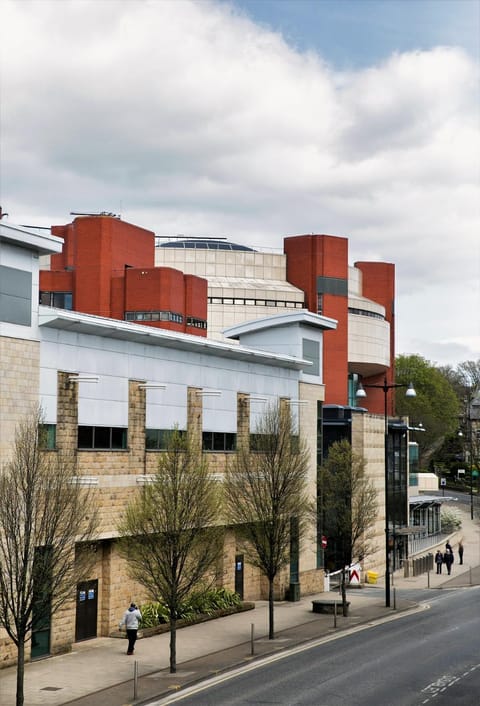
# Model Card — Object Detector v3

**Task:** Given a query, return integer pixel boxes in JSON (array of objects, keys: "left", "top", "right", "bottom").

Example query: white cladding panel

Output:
[
  {"left": 39, "top": 328, "right": 299, "bottom": 432},
  {"left": 0, "top": 241, "right": 40, "bottom": 341}
]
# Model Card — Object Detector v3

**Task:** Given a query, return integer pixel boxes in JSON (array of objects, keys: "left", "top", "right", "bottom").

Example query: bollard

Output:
[
  {"left": 427, "top": 569, "right": 430, "bottom": 589},
  {"left": 250, "top": 623, "right": 255, "bottom": 656},
  {"left": 393, "top": 587, "right": 397, "bottom": 610},
  {"left": 133, "top": 660, "right": 138, "bottom": 700},
  {"left": 470, "top": 568, "right": 472, "bottom": 586},
  {"left": 333, "top": 601, "right": 337, "bottom": 629}
]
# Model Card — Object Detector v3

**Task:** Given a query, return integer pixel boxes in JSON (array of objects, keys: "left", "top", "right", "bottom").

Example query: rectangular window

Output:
[
  {"left": 39, "top": 424, "right": 56, "bottom": 449},
  {"left": 0, "top": 265, "right": 32, "bottom": 326},
  {"left": 78, "top": 426, "right": 127, "bottom": 450},
  {"left": 39, "top": 291, "right": 73, "bottom": 310},
  {"left": 145, "top": 429, "right": 186, "bottom": 449},
  {"left": 302, "top": 338, "right": 320, "bottom": 376},
  {"left": 202, "top": 432, "right": 236, "bottom": 452}
]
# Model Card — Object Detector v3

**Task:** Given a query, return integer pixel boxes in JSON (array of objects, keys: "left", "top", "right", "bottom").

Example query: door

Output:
[
  {"left": 75, "top": 580, "right": 98, "bottom": 642},
  {"left": 31, "top": 600, "right": 51, "bottom": 659},
  {"left": 234, "top": 554, "right": 244, "bottom": 600}
]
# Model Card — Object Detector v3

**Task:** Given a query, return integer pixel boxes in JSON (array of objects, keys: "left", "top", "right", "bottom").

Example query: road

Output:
[{"left": 148, "top": 586, "right": 480, "bottom": 706}]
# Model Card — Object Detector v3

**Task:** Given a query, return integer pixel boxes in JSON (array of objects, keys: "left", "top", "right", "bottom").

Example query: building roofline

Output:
[
  {"left": 38, "top": 307, "right": 311, "bottom": 370},
  {"left": 0, "top": 222, "right": 63, "bottom": 255},
  {"left": 223, "top": 310, "right": 337, "bottom": 339}
]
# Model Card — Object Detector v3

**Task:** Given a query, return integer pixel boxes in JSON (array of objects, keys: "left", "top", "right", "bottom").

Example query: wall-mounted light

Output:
[
  {"left": 284, "top": 399, "right": 310, "bottom": 406},
  {"left": 68, "top": 374, "right": 99, "bottom": 383},
  {"left": 138, "top": 383, "right": 167, "bottom": 390},
  {"left": 249, "top": 395, "right": 268, "bottom": 403},
  {"left": 196, "top": 389, "right": 222, "bottom": 397}
]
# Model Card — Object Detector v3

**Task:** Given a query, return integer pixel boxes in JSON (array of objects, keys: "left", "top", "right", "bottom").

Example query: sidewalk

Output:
[{"left": 1, "top": 506, "right": 478, "bottom": 706}]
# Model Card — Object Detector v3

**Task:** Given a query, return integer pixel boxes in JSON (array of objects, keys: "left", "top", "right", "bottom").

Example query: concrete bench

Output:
[{"left": 312, "top": 599, "right": 350, "bottom": 615}]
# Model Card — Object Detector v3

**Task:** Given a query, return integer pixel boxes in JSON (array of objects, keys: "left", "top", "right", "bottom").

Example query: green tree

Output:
[
  {"left": 395, "top": 354, "right": 460, "bottom": 466},
  {"left": 319, "top": 440, "right": 378, "bottom": 616},
  {"left": 118, "top": 430, "right": 222, "bottom": 673},
  {"left": 0, "top": 408, "right": 98, "bottom": 706},
  {"left": 223, "top": 401, "right": 312, "bottom": 639}
]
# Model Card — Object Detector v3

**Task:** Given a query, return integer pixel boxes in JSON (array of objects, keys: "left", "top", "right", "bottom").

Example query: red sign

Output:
[{"left": 321, "top": 535, "right": 328, "bottom": 549}]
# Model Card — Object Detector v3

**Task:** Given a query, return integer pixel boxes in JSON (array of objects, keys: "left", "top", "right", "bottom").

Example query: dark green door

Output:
[
  {"left": 31, "top": 602, "right": 51, "bottom": 659},
  {"left": 75, "top": 580, "right": 98, "bottom": 642},
  {"left": 31, "top": 546, "right": 52, "bottom": 659}
]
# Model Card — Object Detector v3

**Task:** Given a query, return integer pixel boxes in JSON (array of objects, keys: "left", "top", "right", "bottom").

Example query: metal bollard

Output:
[
  {"left": 393, "top": 587, "right": 397, "bottom": 610},
  {"left": 133, "top": 660, "right": 138, "bottom": 700},
  {"left": 333, "top": 601, "right": 337, "bottom": 629},
  {"left": 251, "top": 623, "right": 255, "bottom": 655}
]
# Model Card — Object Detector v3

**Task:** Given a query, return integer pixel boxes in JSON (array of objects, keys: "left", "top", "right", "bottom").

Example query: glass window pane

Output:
[
  {"left": 78, "top": 426, "right": 93, "bottom": 448},
  {"left": 111, "top": 428, "right": 127, "bottom": 449},
  {"left": 93, "top": 427, "right": 110, "bottom": 448}
]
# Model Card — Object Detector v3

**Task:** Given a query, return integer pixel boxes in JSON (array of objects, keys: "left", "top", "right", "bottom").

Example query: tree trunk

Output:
[
  {"left": 169, "top": 617, "right": 177, "bottom": 673},
  {"left": 16, "top": 638, "right": 25, "bottom": 706},
  {"left": 268, "top": 578, "right": 275, "bottom": 639},
  {"left": 341, "top": 567, "right": 348, "bottom": 617}
]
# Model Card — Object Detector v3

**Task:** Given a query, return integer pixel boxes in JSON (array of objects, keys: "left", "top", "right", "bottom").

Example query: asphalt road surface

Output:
[{"left": 148, "top": 586, "right": 480, "bottom": 706}]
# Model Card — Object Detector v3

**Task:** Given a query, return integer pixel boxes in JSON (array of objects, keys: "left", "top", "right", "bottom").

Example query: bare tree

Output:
[
  {"left": 223, "top": 401, "right": 312, "bottom": 639},
  {"left": 319, "top": 439, "right": 378, "bottom": 616},
  {"left": 118, "top": 430, "right": 223, "bottom": 673},
  {"left": 0, "top": 408, "right": 98, "bottom": 706}
]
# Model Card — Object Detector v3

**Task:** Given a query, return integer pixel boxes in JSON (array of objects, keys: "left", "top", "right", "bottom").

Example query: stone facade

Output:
[
  {"left": 0, "top": 336, "right": 40, "bottom": 464},
  {"left": 0, "top": 370, "right": 326, "bottom": 667}
]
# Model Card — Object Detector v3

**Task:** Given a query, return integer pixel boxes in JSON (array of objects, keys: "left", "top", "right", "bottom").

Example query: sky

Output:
[{"left": 0, "top": 0, "right": 479, "bottom": 367}]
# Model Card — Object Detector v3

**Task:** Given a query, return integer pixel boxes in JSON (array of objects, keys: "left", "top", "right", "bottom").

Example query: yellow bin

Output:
[{"left": 366, "top": 571, "right": 379, "bottom": 585}]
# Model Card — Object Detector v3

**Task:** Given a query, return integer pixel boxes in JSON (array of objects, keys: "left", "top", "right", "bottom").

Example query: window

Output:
[
  {"left": 124, "top": 310, "right": 184, "bottom": 323},
  {"left": 202, "top": 432, "right": 236, "bottom": 452},
  {"left": 250, "top": 433, "right": 298, "bottom": 452},
  {"left": 39, "top": 424, "right": 56, "bottom": 449},
  {"left": 39, "top": 291, "right": 73, "bottom": 310},
  {"left": 1, "top": 265, "right": 32, "bottom": 325},
  {"left": 348, "top": 307, "right": 384, "bottom": 321},
  {"left": 146, "top": 429, "right": 186, "bottom": 449},
  {"left": 78, "top": 426, "right": 127, "bottom": 450},
  {"left": 302, "top": 338, "right": 320, "bottom": 376},
  {"left": 186, "top": 317, "right": 207, "bottom": 329}
]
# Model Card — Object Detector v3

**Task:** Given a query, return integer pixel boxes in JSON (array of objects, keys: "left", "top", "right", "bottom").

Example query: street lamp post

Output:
[
  {"left": 459, "top": 393, "right": 475, "bottom": 521},
  {"left": 356, "top": 376, "right": 416, "bottom": 608}
]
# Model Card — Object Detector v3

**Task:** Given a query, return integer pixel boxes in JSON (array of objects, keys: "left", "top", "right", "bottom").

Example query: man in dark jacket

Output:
[{"left": 444, "top": 545, "right": 454, "bottom": 575}]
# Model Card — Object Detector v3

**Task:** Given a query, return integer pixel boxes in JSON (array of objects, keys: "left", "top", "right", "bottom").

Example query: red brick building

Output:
[{"left": 40, "top": 215, "right": 208, "bottom": 336}]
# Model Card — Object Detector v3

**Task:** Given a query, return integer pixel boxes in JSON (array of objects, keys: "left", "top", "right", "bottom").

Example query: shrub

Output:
[
  {"left": 140, "top": 587, "right": 241, "bottom": 626},
  {"left": 441, "top": 508, "right": 462, "bottom": 534}
]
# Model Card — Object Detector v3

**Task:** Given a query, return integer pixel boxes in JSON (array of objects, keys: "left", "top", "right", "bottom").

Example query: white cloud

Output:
[{"left": 0, "top": 0, "right": 478, "bottom": 365}]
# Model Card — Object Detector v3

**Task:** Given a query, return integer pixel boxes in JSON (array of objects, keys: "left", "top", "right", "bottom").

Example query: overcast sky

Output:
[{"left": 0, "top": 0, "right": 478, "bottom": 367}]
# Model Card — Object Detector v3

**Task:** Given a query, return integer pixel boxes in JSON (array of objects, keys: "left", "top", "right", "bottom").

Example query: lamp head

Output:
[
  {"left": 405, "top": 382, "right": 416, "bottom": 398},
  {"left": 355, "top": 383, "right": 367, "bottom": 399}
]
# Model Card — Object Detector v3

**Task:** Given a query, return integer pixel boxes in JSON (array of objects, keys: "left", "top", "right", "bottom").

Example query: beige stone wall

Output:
[
  {"left": 0, "top": 337, "right": 41, "bottom": 666},
  {"left": 351, "top": 412, "right": 385, "bottom": 575},
  {"left": 0, "top": 379, "right": 324, "bottom": 667},
  {"left": 298, "top": 382, "right": 324, "bottom": 574},
  {"left": 0, "top": 337, "right": 40, "bottom": 464}
]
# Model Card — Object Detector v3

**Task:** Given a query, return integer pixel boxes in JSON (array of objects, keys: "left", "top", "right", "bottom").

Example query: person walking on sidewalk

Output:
[
  {"left": 458, "top": 540, "right": 464, "bottom": 565},
  {"left": 444, "top": 545, "right": 454, "bottom": 576},
  {"left": 119, "top": 602, "right": 142, "bottom": 655},
  {"left": 435, "top": 550, "right": 443, "bottom": 574}
]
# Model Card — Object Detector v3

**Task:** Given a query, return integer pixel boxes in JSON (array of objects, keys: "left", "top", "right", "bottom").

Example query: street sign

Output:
[
  {"left": 440, "top": 478, "right": 446, "bottom": 486},
  {"left": 473, "top": 470, "right": 479, "bottom": 478},
  {"left": 321, "top": 535, "right": 328, "bottom": 549}
]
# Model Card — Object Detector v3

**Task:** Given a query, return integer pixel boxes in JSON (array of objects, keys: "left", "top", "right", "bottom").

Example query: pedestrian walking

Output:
[
  {"left": 119, "top": 602, "right": 142, "bottom": 655},
  {"left": 435, "top": 550, "right": 443, "bottom": 574},
  {"left": 443, "top": 546, "right": 454, "bottom": 576},
  {"left": 458, "top": 540, "right": 464, "bottom": 565}
]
